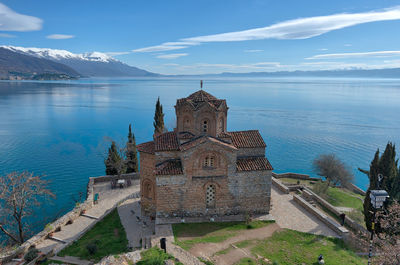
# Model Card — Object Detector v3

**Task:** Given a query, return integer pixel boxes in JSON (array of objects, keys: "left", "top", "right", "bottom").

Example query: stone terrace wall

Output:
[
  {"left": 0, "top": 173, "right": 139, "bottom": 263},
  {"left": 302, "top": 187, "right": 368, "bottom": 234},
  {"left": 272, "top": 172, "right": 320, "bottom": 181}
]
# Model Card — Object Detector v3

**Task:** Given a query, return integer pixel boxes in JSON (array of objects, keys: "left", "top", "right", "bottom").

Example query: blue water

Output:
[{"left": 1, "top": 77, "right": 400, "bottom": 239}]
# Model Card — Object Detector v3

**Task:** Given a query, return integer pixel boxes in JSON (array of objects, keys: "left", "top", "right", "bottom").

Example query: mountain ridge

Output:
[{"left": 1, "top": 46, "right": 158, "bottom": 78}]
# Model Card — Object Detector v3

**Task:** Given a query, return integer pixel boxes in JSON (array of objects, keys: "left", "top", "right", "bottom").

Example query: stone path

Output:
[
  {"left": 36, "top": 183, "right": 140, "bottom": 254},
  {"left": 270, "top": 185, "right": 339, "bottom": 237},
  {"left": 50, "top": 255, "right": 92, "bottom": 265},
  {"left": 117, "top": 198, "right": 154, "bottom": 249}
]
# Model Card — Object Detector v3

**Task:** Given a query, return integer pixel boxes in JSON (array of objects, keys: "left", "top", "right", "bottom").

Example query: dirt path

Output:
[{"left": 189, "top": 223, "right": 281, "bottom": 264}]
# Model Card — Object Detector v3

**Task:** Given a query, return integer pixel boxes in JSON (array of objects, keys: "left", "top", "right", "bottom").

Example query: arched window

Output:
[
  {"left": 202, "top": 120, "right": 208, "bottom": 133},
  {"left": 143, "top": 181, "right": 153, "bottom": 200},
  {"left": 183, "top": 118, "right": 191, "bottom": 130},
  {"left": 206, "top": 184, "right": 216, "bottom": 208},
  {"left": 203, "top": 156, "right": 215, "bottom": 168},
  {"left": 219, "top": 118, "right": 224, "bottom": 132}
]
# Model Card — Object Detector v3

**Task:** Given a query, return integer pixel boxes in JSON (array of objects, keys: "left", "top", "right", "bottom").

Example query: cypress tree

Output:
[
  {"left": 362, "top": 149, "right": 380, "bottom": 231},
  {"left": 153, "top": 97, "right": 165, "bottom": 134},
  {"left": 104, "top": 141, "right": 123, "bottom": 175},
  {"left": 126, "top": 124, "right": 139, "bottom": 173},
  {"left": 362, "top": 142, "right": 399, "bottom": 231}
]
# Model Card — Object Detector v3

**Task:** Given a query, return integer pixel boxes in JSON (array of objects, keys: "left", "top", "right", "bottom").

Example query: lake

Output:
[{"left": 0, "top": 77, "right": 399, "bottom": 239}]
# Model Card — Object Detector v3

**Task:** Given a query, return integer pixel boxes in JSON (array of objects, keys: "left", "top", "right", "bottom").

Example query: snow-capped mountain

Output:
[
  {"left": 0, "top": 47, "right": 80, "bottom": 79},
  {"left": 1, "top": 46, "right": 157, "bottom": 77},
  {"left": 1, "top": 46, "right": 116, "bottom": 63}
]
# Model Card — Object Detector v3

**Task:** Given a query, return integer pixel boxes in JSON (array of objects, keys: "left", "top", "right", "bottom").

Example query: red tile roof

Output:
[
  {"left": 155, "top": 131, "right": 179, "bottom": 151},
  {"left": 156, "top": 159, "right": 183, "bottom": 175},
  {"left": 228, "top": 130, "right": 266, "bottom": 148},
  {"left": 137, "top": 141, "right": 155, "bottom": 154},
  {"left": 180, "top": 135, "right": 237, "bottom": 151},
  {"left": 176, "top": 90, "right": 225, "bottom": 110},
  {"left": 236, "top": 157, "right": 273, "bottom": 171},
  {"left": 178, "top": 131, "right": 195, "bottom": 139}
]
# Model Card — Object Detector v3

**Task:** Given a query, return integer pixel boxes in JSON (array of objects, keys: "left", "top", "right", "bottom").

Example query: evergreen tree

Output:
[
  {"left": 362, "top": 150, "right": 380, "bottom": 231},
  {"left": 153, "top": 97, "right": 165, "bottom": 134},
  {"left": 361, "top": 142, "right": 399, "bottom": 231},
  {"left": 104, "top": 141, "right": 124, "bottom": 175},
  {"left": 126, "top": 124, "right": 138, "bottom": 173}
]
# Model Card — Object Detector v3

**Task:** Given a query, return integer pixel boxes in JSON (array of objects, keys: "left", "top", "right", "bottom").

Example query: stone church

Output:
[{"left": 137, "top": 90, "right": 273, "bottom": 221}]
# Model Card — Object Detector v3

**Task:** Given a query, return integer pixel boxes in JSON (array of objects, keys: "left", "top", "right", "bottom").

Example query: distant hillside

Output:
[
  {"left": 195, "top": 68, "right": 400, "bottom": 78},
  {"left": 2, "top": 46, "right": 158, "bottom": 77},
  {"left": 0, "top": 47, "right": 80, "bottom": 80}
]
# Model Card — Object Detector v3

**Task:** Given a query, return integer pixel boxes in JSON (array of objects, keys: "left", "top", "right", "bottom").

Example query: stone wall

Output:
[
  {"left": 0, "top": 174, "right": 139, "bottom": 263},
  {"left": 302, "top": 187, "right": 368, "bottom": 234},
  {"left": 233, "top": 171, "right": 272, "bottom": 214},
  {"left": 140, "top": 152, "right": 156, "bottom": 216},
  {"left": 293, "top": 195, "right": 349, "bottom": 238}
]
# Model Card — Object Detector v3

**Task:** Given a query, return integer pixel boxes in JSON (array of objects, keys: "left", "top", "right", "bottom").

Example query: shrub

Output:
[
  {"left": 24, "top": 248, "right": 39, "bottom": 262},
  {"left": 86, "top": 242, "right": 97, "bottom": 255},
  {"left": 313, "top": 181, "right": 329, "bottom": 195}
]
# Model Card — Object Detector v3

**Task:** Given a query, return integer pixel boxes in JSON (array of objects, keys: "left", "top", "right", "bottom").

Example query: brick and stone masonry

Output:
[{"left": 137, "top": 90, "right": 273, "bottom": 221}]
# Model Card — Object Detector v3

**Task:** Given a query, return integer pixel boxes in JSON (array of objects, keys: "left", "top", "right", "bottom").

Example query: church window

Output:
[
  {"left": 203, "top": 156, "right": 215, "bottom": 168},
  {"left": 206, "top": 184, "right": 216, "bottom": 208},
  {"left": 202, "top": 120, "right": 208, "bottom": 133},
  {"left": 183, "top": 118, "right": 191, "bottom": 130},
  {"left": 143, "top": 181, "right": 153, "bottom": 199},
  {"left": 219, "top": 118, "right": 224, "bottom": 132}
]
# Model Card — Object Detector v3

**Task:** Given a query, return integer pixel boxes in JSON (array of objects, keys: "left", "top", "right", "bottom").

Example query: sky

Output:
[{"left": 1, "top": 0, "right": 400, "bottom": 74}]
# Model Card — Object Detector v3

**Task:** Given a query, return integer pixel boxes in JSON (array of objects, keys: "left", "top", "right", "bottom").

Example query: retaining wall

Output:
[
  {"left": 271, "top": 177, "right": 289, "bottom": 194},
  {"left": 272, "top": 172, "right": 317, "bottom": 180},
  {"left": 0, "top": 173, "right": 139, "bottom": 263},
  {"left": 302, "top": 187, "right": 368, "bottom": 234},
  {"left": 293, "top": 195, "right": 349, "bottom": 238}
]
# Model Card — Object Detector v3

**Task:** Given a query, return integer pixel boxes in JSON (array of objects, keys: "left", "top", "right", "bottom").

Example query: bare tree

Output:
[
  {"left": 0, "top": 172, "right": 55, "bottom": 245},
  {"left": 375, "top": 201, "right": 400, "bottom": 264},
  {"left": 313, "top": 154, "right": 354, "bottom": 187}
]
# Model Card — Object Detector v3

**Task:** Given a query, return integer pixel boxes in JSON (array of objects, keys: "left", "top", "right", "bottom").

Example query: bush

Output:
[
  {"left": 86, "top": 242, "right": 97, "bottom": 255},
  {"left": 24, "top": 248, "right": 39, "bottom": 262},
  {"left": 313, "top": 181, "right": 329, "bottom": 195}
]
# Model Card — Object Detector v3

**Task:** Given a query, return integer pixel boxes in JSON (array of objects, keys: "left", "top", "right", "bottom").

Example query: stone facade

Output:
[{"left": 137, "top": 90, "right": 273, "bottom": 221}]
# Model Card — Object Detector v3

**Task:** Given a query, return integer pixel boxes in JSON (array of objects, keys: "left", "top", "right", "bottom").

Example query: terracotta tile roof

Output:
[
  {"left": 236, "top": 157, "right": 273, "bottom": 171},
  {"left": 155, "top": 131, "right": 179, "bottom": 151},
  {"left": 156, "top": 159, "right": 183, "bottom": 175},
  {"left": 178, "top": 131, "right": 195, "bottom": 139},
  {"left": 217, "top": 132, "right": 231, "bottom": 138},
  {"left": 176, "top": 90, "right": 225, "bottom": 110},
  {"left": 228, "top": 130, "right": 266, "bottom": 148},
  {"left": 180, "top": 135, "right": 237, "bottom": 151},
  {"left": 137, "top": 141, "right": 155, "bottom": 154}
]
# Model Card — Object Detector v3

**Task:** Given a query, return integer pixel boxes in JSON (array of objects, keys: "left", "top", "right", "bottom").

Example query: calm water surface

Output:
[{"left": 0, "top": 77, "right": 399, "bottom": 238}]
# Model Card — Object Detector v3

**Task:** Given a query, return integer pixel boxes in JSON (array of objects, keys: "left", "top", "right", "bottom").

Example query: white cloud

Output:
[
  {"left": 344, "top": 44, "right": 352, "bottom": 47},
  {"left": 156, "top": 53, "right": 188, "bottom": 59},
  {"left": 244, "top": 49, "right": 263, "bottom": 53},
  {"left": 105, "top": 51, "right": 130, "bottom": 56},
  {"left": 0, "top": 3, "right": 42, "bottom": 31},
  {"left": 47, "top": 34, "right": 75, "bottom": 39},
  {"left": 134, "top": 6, "right": 400, "bottom": 53},
  {"left": 133, "top": 42, "right": 197, "bottom": 52},
  {"left": 0, "top": 33, "right": 15, "bottom": 38},
  {"left": 318, "top": 48, "right": 328, "bottom": 51},
  {"left": 183, "top": 6, "right": 400, "bottom": 42},
  {"left": 307, "top": 50, "right": 400, "bottom": 59}
]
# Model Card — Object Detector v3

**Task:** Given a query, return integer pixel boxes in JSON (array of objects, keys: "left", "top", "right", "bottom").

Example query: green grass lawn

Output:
[
  {"left": 279, "top": 178, "right": 317, "bottom": 187},
  {"left": 325, "top": 187, "right": 364, "bottom": 210},
  {"left": 250, "top": 229, "right": 366, "bottom": 265},
  {"left": 58, "top": 208, "right": 129, "bottom": 262},
  {"left": 172, "top": 220, "right": 274, "bottom": 251},
  {"left": 137, "top": 247, "right": 183, "bottom": 265}
]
